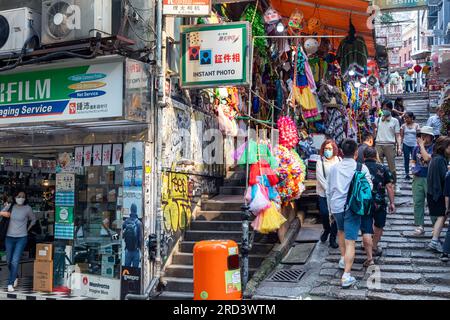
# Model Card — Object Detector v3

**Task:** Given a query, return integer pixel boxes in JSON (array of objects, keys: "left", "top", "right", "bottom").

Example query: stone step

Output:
[
  {"left": 163, "top": 277, "right": 193, "bottom": 293},
  {"left": 189, "top": 220, "right": 243, "bottom": 232},
  {"left": 196, "top": 211, "right": 243, "bottom": 221},
  {"left": 156, "top": 291, "right": 194, "bottom": 300},
  {"left": 219, "top": 186, "right": 246, "bottom": 195},
  {"left": 377, "top": 272, "right": 423, "bottom": 285},
  {"left": 172, "top": 252, "right": 266, "bottom": 268},
  {"left": 179, "top": 241, "right": 274, "bottom": 255},
  {"left": 184, "top": 230, "right": 248, "bottom": 242},
  {"left": 202, "top": 198, "right": 243, "bottom": 211},
  {"left": 367, "top": 291, "right": 448, "bottom": 300},
  {"left": 165, "top": 264, "right": 258, "bottom": 278}
]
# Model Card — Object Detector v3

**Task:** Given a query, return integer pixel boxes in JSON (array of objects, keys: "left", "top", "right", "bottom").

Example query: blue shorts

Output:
[
  {"left": 360, "top": 214, "right": 374, "bottom": 235},
  {"left": 333, "top": 210, "right": 362, "bottom": 241}
]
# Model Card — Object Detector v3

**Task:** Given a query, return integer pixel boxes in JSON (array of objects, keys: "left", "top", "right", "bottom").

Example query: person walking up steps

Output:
[
  {"left": 411, "top": 126, "right": 435, "bottom": 236},
  {"left": 400, "top": 112, "right": 420, "bottom": 180},
  {"left": 374, "top": 100, "right": 401, "bottom": 192},
  {"left": 316, "top": 139, "right": 341, "bottom": 249},
  {"left": 361, "top": 147, "right": 396, "bottom": 264},
  {"left": 427, "top": 137, "right": 450, "bottom": 253},
  {"left": 327, "top": 139, "right": 373, "bottom": 288}
]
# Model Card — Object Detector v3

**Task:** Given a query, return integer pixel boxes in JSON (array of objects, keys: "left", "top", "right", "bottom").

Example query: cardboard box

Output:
[
  {"left": 76, "top": 263, "right": 89, "bottom": 273},
  {"left": 36, "top": 243, "right": 53, "bottom": 261},
  {"left": 87, "top": 187, "right": 96, "bottom": 202},
  {"left": 33, "top": 261, "right": 53, "bottom": 292}
]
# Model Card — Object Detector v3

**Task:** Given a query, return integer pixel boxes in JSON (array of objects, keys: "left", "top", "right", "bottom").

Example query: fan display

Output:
[
  {"left": 46, "top": 1, "right": 74, "bottom": 39},
  {"left": 0, "top": 15, "right": 10, "bottom": 49}
]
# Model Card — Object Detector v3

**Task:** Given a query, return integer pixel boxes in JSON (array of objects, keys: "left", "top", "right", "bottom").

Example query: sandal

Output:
[
  {"left": 413, "top": 227, "right": 425, "bottom": 236},
  {"left": 363, "top": 259, "right": 375, "bottom": 268}
]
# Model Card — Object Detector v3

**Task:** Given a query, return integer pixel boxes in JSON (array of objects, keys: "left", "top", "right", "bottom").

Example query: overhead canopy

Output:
[{"left": 270, "top": 0, "right": 376, "bottom": 57}]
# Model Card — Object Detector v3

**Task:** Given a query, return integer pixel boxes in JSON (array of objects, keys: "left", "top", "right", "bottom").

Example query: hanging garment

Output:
[
  {"left": 337, "top": 27, "right": 368, "bottom": 76},
  {"left": 325, "top": 107, "right": 346, "bottom": 146}
]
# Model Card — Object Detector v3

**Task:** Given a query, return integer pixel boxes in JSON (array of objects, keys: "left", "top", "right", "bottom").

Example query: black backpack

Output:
[{"left": 123, "top": 220, "right": 138, "bottom": 251}]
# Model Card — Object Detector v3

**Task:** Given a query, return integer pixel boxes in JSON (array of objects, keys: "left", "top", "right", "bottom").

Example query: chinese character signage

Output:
[
  {"left": 386, "top": 25, "right": 402, "bottom": 48},
  {"left": 84, "top": 146, "right": 93, "bottom": 167},
  {"left": 93, "top": 145, "right": 102, "bottom": 166},
  {"left": 181, "top": 22, "right": 250, "bottom": 88},
  {"left": 0, "top": 60, "right": 123, "bottom": 124},
  {"left": 102, "top": 144, "right": 112, "bottom": 165},
  {"left": 163, "top": 0, "right": 211, "bottom": 16},
  {"left": 372, "top": 0, "right": 427, "bottom": 11}
]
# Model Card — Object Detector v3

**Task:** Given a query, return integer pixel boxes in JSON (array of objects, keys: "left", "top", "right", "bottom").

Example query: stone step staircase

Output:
[{"left": 156, "top": 170, "right": 277, "bottom": 300}]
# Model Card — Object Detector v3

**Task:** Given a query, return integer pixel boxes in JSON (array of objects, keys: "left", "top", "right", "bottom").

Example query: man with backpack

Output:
[
  {"left": 360, "top": 147, "right": 396, "bottom": 266},
  {"left": 327, "top": 139, "right": 373, "bottom": 288},
  {"left": 122, "top": 204, "right": 142, "bottom": 268}
]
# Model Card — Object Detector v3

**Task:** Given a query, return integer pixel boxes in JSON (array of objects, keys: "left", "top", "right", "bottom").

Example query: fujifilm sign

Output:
[{"left": 0, "top": 79, "right": 51, "bottom": 103}]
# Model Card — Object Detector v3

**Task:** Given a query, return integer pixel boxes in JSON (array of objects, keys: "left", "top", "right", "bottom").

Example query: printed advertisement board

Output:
[
  {"left": 0, "top": 61, "right": 123, "bottom": 124},
  {"left": 71, "top": 273, "right": 121, "bottom": 300},
  {"left": 181, "top": 22, "right": 250, "bottom": 88},
  {"left": 163, "top": 0, "right": 211, "bottom": 16}
]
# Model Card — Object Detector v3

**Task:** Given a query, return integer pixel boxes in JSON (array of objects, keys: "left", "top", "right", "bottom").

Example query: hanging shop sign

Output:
[
  {"left": 163, "top": 0, "right": 211, "bottom": 16},
  {"left": 386, "top": 26, "right": 402, "bottom": 48},
  {"left": 0, "top": 60, "right": 124, "bottom": 125},
  {"left": 180, "top": 22, "right": 250, "bottom": 89},
  {"left": 388, "top": 51, "right": 401, "bottom": 66},
  {"left": 372, "top": 0, "right": 427, "bottom": 11}
]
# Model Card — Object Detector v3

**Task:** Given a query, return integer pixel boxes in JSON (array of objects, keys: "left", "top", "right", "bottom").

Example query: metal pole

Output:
[{"left": 241, "top": 35, "right": 254, "bottom": 292}]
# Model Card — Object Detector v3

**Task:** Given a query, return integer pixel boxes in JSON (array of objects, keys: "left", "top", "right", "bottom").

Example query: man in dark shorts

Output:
[{"left": 361, "top": 147, "right": 396, "bottom": 262}]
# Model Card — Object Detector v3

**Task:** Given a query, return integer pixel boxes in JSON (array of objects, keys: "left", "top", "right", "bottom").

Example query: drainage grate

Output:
[{"left": 267, "top": 269, "right": 305, "bottom": 283}]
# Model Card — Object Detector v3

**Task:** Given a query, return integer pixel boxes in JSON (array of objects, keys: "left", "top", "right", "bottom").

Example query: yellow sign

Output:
[{"left": 68, "top": 82, "right": 106, "bottom": 90}]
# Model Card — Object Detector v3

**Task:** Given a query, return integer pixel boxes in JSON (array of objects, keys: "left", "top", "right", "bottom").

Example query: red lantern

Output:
[{"left": 414, "top": 65, "right": 422, "bottom": 73}]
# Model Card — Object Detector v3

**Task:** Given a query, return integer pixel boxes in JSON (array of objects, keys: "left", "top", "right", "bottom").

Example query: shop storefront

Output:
[{"left": 0, "top": 55, "right": 153, "bottom": 299}]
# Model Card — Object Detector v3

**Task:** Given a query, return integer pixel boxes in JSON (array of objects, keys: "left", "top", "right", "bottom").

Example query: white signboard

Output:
[
  {"left": 163, "top": 0, "right": 211, "bottom": 16},
  {"left": 387, "top": 25, "right": 403, "bottom": 48},
  {"left": 389, "top": 51, "right": 401, "bottom": 65},
  {"left": 0, "top": 61, "right": 124, "bottom": 125},
  {"left": 181, "top": 22, "right": 250, "bottom": 88},
  {"left": 70, "top": 273, "right": 120, "bottom": 300}
]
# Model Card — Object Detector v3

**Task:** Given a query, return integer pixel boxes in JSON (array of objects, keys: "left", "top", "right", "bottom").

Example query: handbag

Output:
[{"left": 0, "top": 204, "right": 13, "bottom": 248}]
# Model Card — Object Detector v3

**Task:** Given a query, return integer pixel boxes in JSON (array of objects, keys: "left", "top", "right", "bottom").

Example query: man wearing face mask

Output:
[{"left": 374, "top": 100, "right": 401, "bottom": 191}]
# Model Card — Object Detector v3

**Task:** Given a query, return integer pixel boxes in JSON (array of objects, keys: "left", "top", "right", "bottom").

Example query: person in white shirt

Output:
[
  {"left": 374, "top": 100, "right": 401, "bottom": 189},
  {"left": 327, "top": 139, "right": 373, "bottom": 288},
  {"left": 316, "top": 139, "right": 341, "bottom": 249},
  {"left": 426, "top": 107, "right": 445, "bottom": 139}
]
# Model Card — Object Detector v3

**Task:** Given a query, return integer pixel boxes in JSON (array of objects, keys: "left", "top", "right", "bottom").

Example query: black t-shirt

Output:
[
  {"left": 365, "top": 159, "right": 395, "bottom": 209},
  {"left": 445, "top": 172, "right": 450, "bottom": 198}
]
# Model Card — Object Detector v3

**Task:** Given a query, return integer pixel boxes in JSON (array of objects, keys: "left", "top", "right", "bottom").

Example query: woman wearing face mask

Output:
[
  {"left": 0, "top": 191, "right": 36, "bottom": 292},
  {"left": 316, "top": 139, "right": 341, "bottom": 249}
]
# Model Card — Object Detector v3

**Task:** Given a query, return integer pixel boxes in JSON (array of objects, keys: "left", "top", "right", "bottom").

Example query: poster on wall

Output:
[
  {"left": 124, "top": 142, "right": 143, "bottom": 187},
  {"left": 112, "top": 144, "right": 123, "bottom": 165},
  {"left": 122, "top": 187, "right": 143, "bottom": 219},
  {"left": 121, "top": 216, "right": 143, "bottom": 268},
  {"left": 0, "top": 60, "right": 124, "bottom": 125},
  {"left": 120, "top": 267, "right": 142, "bottom": 299},
  {"left": 92, "top": 145, "right": 103, "bottom": 166},
  {"left": 57, "top": 152, "right": 75, "bottom": 173},
  {"left": 163, "top": 0, "right": 211, "bottom": 16},
  {"left": 56, "top": 173, "right": 75, "bottom": 192},
  {"left": 102, "top": 144, "right": 112, "bottom": 165},
  {"left": 74, "top": 147, "right": 84, "bottom": 167},
  {"left": 83, "top": 146, "right": 93, "bottom": 167},
  {"left": 180, "top": 22, "right": 250, "bottom": 88}
]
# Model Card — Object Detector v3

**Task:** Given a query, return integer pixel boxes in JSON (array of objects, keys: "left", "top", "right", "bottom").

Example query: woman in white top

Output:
[
  {"left": 400, "top": 112, "right": 420, "bottom": 180},
  {"left": 316, "top": 139, "right": 341, "bottom": 248}
]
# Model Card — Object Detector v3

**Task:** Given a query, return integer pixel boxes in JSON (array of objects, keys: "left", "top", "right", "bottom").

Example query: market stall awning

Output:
[{"left": 270, "top": 0, "right": 376, "bottom": 57}]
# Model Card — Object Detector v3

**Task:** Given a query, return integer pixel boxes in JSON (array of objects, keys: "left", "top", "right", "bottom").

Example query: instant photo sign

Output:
[
  {"left": 181, "top": 22, "right": 251, "bottom": 89},
  {"left": 163, "top": 0, "right": 211, "bottom": 16}
]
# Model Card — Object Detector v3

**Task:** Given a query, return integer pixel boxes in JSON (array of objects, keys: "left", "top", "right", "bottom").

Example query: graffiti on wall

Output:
[{"left": 162, "top": 170, "right": 193, "bottom": 232}]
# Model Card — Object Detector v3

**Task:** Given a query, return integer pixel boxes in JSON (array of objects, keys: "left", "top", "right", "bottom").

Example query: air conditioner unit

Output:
[
  {"left": 41, "top": 0, "right": 116, "bottom": 45},
  {"left": 0, "top": 7, "right": 41, "bottom": 54}
]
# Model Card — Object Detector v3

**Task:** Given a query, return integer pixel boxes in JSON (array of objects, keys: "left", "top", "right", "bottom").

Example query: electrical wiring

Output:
[{"left": 126, "top": 0, "right": 157, "bottom": 36}]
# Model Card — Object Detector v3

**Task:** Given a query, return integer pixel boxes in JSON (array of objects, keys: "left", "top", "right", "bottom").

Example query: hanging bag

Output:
[{"left": 0, "top": 204, "right": 13, "bottom": 249}]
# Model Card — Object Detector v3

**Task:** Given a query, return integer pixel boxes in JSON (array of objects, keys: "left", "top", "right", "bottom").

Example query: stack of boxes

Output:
[{"left": 33, "top": 243, "right": 53, "bottom": 292}]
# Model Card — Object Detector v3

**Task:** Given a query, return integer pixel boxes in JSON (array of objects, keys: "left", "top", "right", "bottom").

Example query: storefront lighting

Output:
[
  {"left": 349, "top": 69, "right": 356, "bottom": 76},
  {"left": 360, "top": 77, "right": 367, "bottom": 84},
  {"left": 354, "top": 81, "right": 361, "bottom": 88},
  {"left": 276, "top": 21, "right": 285, "bottom": 33}
]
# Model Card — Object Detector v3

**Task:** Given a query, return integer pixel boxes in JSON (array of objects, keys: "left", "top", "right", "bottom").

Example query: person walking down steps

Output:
[{"left": 400, "top": 112, "right": 420, "bottom": 180}]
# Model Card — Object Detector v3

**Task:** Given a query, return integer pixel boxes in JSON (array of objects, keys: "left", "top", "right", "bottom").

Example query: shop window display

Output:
[{"left": 73, "top": 165, "right": 124, "bottom": 279}]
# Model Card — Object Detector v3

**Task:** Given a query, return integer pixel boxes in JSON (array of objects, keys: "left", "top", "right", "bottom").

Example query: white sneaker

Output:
[
  {"left": 339, "top": 257, "right": 345, "bottom": 269},
  {"left": 7, "top": 285, "right": 14, "bottom": 292},
  {"left": 13, "top": 279, "right": 18, "bottom": 288}
]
